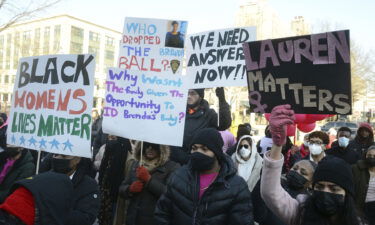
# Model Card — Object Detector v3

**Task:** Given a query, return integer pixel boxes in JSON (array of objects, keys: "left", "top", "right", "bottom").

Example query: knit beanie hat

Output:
[
  {"left": 358, "top": 122, "right": 373, "bottom": 134},
  {"left": 193, "top": 89, "right": 205, "bottom": 99},
  {"left": 313, "top": 156, "right": 354, "bottom": 196},
  {"left": 190, "top": 128, "right": 224, "bottom": 160}
]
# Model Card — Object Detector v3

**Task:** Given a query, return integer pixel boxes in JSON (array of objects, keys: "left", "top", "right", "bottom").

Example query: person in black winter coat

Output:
[
  {"left": 40, "top": 153, "right": 100, "bottom": 225},
  {"left": 347, "top": 122, "right": 374, "bottom": 157},
  {"left": 0, "top": 171, "right": 74, "bottom": 225},
  {"left": 326, "top": 127, "right": 361, "bottom": 165},
  {"left": 155, "top": 128, "right": 254, "bottom": 225},
  {"left": 170, "top": 88, "right": 232, "bottom": 165},
  {"left": 116, "top": 142, "right": 179, "bottom": 225}
]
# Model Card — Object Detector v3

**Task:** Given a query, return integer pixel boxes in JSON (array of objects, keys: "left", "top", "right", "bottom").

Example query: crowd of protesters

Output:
[{"left": 0, "top": 89, "right": 375, "bottom": 225}]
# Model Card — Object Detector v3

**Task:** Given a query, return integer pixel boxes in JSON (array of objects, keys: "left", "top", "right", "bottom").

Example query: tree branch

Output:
[{"left": 0, "top": 0, "right": 61, "bottom": 33}]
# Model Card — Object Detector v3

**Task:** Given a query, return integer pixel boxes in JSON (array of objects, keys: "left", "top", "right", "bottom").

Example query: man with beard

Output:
[
  {"left": 0, "top": 145, "right": 35, "bottom": 202},
  {"left": 170, "top": 88, "right": 232, "bottom": 165}
]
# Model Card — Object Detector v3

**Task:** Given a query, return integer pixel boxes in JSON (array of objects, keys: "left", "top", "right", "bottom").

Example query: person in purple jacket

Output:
[{"left": 261, "top": 105, "right": 365, "bottom": 225}]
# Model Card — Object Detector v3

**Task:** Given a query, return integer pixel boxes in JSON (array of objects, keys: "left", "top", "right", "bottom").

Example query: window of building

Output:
[
  {"left": 54, "top": 25, "right": 61, "bottom": 36},
  {"left": 44, "top": 27, "right": 50, "bottom": 37},
  {"left": 105, "top": 50, "right": 114, "bottom": 60},
  {"left": 3, "top": 93, "right": 8, "bottom": 102},
  {"left": 43, "top": 27, "right": 50, "bottom": 54},
  {"left": 22, "top": 30, "right": 31, "bottom": 56},
  {"left": 71, "top": 26, "right": 84, "bottom": 38},
  {"left": 23, "top": 30, "right": 31, "bottom": 40},
  {"left": 5, "top": 34, "right": 11, "bottom": 69},
  {"left": 70, "top": 42, "right": 83, "bottom": 54},
  {"left": 105, "top": 36, "right": 114, "bottom": 46},
  {"left": 13, "top": 32, "right": 20, "bottom": 69},
  {"left": 89, "top": 31, "right": 100, "bottom": 42},
  {"left": 34, "top": 28, "right": 40, "bottom": 55},
  {"left": 53, "top": 25, "right": 61, "bottom": 52},
  {"left": 88, "top": 46, "right": 100, "bottom": 59},
  {"left": 4, "top": 75, "right": 9, "bottom": 84}
]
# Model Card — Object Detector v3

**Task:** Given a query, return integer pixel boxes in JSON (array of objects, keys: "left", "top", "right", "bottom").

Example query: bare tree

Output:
[{"left": 0, "top": 0, "right": 61, "bottom": 33}]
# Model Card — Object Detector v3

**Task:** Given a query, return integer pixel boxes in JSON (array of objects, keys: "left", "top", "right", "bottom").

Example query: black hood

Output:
[{"left": 12, "top": 171, "right": 74, "bottom": 225}]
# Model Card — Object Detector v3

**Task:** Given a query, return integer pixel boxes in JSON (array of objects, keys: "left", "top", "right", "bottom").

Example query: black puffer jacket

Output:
[
  {"left": 170, "top": 99, "right": 232, "bottom": 164},
  {"left": 12, "top": 171, "right": 74, "bottom": 225},
  {"left": 155, "top": 154, "right": 254, "bottom": 225},
  {"left": 39, "top": 155, "right": 100, "bottom": 224},
  {"left": 67, "top": 164, "right": 100, "bottom": 225}
]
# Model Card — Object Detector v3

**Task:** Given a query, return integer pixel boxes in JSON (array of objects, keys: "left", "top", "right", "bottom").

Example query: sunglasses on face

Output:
[
  {"left": 144, "top": 143, "right": 160, "bottom": 151},
  {"left": 239, "top": 144, "right": 250, "bottom": 149}
]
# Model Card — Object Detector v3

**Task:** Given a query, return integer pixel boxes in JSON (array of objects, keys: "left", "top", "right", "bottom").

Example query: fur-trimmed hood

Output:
[{"left": 133, "top": 142, "right": 171, "bottom": 169}]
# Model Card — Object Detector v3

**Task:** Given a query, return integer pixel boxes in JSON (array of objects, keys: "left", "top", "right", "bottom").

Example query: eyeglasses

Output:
[
  {"left": 144, "top": 143, "right": 160, "bottom": 151},
  {"left": 308, "top": 141, "right": 323, "bottom": 145},
  {"left": 239, "top": 144, "right": 250, "bottom": 149}
]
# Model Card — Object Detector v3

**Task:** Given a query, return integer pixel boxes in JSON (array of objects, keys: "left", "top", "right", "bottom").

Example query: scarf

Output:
[
  {"left": 232, "top": 135, "right": 257, "bottom": 182},
  {"left": 0, "top": 158, "right": 16, "bottom": 184}
]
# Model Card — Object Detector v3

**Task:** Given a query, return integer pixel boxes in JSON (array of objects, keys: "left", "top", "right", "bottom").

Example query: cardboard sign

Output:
[
  {"left": 102, "top": 68, "right": 188, "bottom": 146},
  {"left": 118, "top": 17, "right": 188, "bottom": 75},
  {"left": 243, "top": 30, "right": 351, "bottom": 114},
  {"left": 7, "top": 54, "right": 95, "bottom": 158},
  {"left": 187, "top": 27, "right": 256, "bottom": 88}
]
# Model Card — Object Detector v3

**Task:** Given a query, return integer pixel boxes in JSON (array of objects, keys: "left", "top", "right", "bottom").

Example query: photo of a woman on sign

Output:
[{"left": 165, "top": 21, "right": 186, "bottom": 48}]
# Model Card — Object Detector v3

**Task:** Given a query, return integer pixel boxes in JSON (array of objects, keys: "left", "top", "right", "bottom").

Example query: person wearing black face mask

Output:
[
  {"left": 49, "top": 154, "right": 100, "bottom": 225},
  {"left": 0, "top": 145, "right": 35, "bottom": 202},
  {"left": 155, "top": 128, "right": 254, "bottom": 225},
  {"left": 353, "top": 145, "right": 375, "bottom": 224},
  {"left": 283, "top": 160, "right": 316, "bottom": 198},
  {"left": 169, "top": 88, "right": 232, "bottom": 165},
  {"left": 261, "top": 104, "right": 365, "bottom": 225}
]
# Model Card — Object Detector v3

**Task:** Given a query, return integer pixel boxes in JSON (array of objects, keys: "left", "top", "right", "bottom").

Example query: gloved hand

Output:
[
  {"left": 136, "top": 166, "right": 151, "bottom": 183},
  {"left": 215, "top": 87, "right": 225, "bottom": 101},
  {"left": 269, "top": 105, "right": 295, "bottom": 146},
  {"left": 129, "top": 180, "right": 144, "bottom": 193}
]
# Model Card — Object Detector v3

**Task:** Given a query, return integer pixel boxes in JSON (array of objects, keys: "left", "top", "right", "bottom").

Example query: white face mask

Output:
[
  {"left": 239, "top": 147, "right": 251, "bottom": 158},
  {"left": 338, "top": 137, "right": 349, "bottom": 148},
  {"left": 309, "top": 144, "right": 323, "bottom": 155}
]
